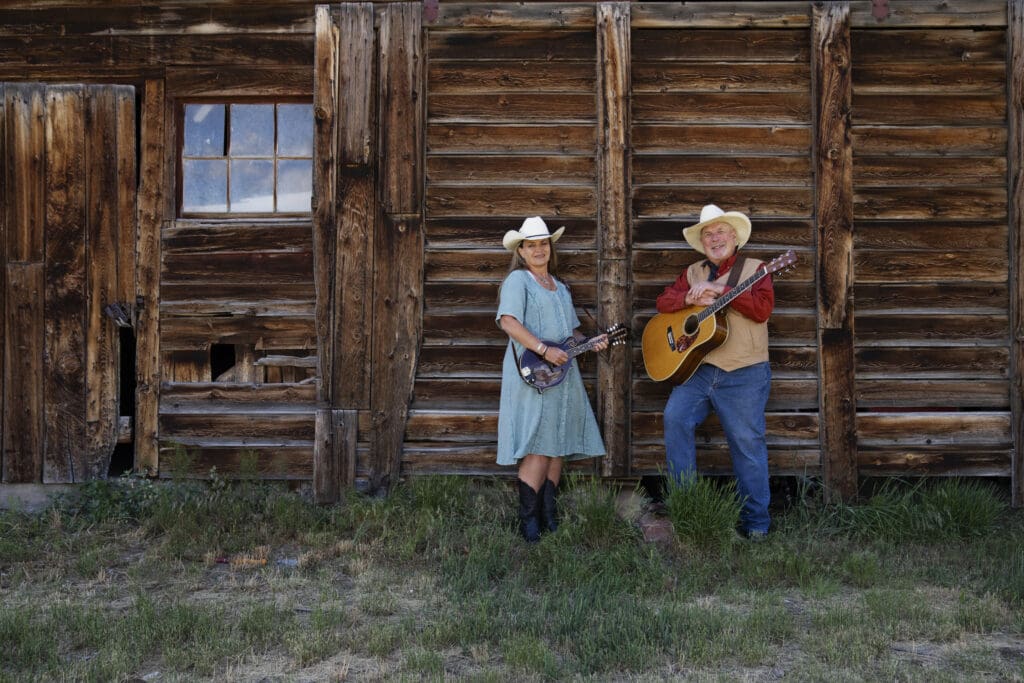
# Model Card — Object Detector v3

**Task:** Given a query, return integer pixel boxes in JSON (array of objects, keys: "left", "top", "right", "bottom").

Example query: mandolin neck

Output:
[{"left": 566, "top": 335, "right": 603, "bottom": 360}]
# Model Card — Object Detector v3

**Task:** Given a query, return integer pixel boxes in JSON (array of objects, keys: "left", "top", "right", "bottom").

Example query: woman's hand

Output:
[
  {"left": 592, "top": 334, "right": 609, "bottom": 352},
  {"left": 543, "top": 345, "right": 569, "bottom": 366}
]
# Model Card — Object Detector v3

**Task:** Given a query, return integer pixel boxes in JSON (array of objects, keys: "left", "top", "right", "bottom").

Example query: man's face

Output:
[{"left": 700, "top": 221, "right": 737, "bottom": 265}]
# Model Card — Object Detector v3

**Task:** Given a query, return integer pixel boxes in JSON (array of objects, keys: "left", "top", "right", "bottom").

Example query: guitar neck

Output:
[{"left": 697, "top": 266, "right": 768, "bottom": 322}]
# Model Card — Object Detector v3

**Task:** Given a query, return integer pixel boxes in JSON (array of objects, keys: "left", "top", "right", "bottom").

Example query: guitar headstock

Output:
[
  {"left": 604, "top": 322, "right": 629, "bottom": 346},
  {"left": 763, "top": 249, "right": 797, "bottom": 277}
]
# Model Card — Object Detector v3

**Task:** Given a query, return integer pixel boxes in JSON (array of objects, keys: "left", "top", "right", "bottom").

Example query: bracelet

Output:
[{"left": 536, "top": 341, "right": 546, "bottom": 354}]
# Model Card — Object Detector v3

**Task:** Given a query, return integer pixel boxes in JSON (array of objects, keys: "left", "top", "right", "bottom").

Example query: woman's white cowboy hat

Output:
[
  {"left": 503, "top": 216, "right": 566, "bottom": 251},
  {"left": 682, "top": 204, "right": 752, "bottom": 255}
]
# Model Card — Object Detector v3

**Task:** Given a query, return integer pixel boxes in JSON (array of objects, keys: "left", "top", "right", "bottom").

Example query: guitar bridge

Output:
[{"left": 666, "top": 327, "right": 676, "bottom": 351}]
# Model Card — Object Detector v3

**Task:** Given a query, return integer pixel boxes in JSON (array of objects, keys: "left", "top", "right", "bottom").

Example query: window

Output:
[{"left": 180, "top": 102, "right": 313, "bottom": 215}]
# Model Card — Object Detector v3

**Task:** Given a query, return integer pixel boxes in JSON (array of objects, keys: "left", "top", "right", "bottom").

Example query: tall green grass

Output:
[
  {"left": 664, "top": 475, "right": 743, "bottom": 549},
  {"left": 834, "top": 478, "right": 1008, "bottom": 542}
]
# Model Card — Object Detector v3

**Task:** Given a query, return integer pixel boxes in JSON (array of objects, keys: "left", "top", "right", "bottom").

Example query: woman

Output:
[{"left": 496, "top": 216, "right": 608, "bottom": 543}]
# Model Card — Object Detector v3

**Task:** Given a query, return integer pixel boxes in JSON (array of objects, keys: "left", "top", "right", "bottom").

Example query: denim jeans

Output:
[{"left": 663, "top": 361, "right": 772, "bottom": 534}]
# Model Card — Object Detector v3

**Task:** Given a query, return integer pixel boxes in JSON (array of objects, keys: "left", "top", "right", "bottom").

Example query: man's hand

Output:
[{"left": 685, "top": 282, "right": 723, "bottom": 307}]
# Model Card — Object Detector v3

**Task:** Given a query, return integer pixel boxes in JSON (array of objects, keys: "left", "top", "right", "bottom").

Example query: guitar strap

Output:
[
  {"left": 724, "top": 255, "right": 747, "bottom": 289},
  {"left": 509, "top": 276, "right": 539, "bottom": 390}
]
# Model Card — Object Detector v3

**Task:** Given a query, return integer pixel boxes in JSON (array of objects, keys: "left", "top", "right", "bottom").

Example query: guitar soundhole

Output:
[{"left": 682, "top": 315, "right": 699, "bottom": 336}]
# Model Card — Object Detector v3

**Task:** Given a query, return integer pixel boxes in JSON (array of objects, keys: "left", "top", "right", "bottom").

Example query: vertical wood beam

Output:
[
  {"left": 3, "top": 264, "right": 44, "bottom": 483},
  {"left": 379, "top": 2, "right": 422, "bottom": 216},
  {"left": 114, "top": 87, "right": 136, "bottom": 325},
  {"left": 369, "top": 2, "right": 424, "bottom": 492},
  {"left": 85, "top": 86, "right": 121, "bottom": 480},
  {"left": 596, "top": 2, "right": 632, "bottom": 477},
  {"left": 313, "top": 3, "right": 374, "bottom": 500},
  {"left": 334, "top": 2, "right": 375, "bottom": 413},
  {"left": 313, "top": 4, "right": 339, "bottom": 407},
  {"left": 5, "top": 84, "right": 45, "bottom": 264},
  {"left": 2, "top": 84, "right": 46, "bottom": 481},
  {"left": 134, "top": 79, "right": 165, "bottom": 477},
  {"left": 1009, "top": 0, "right": 1024, "bottom": 507},
  {"left": 313, "top": 408, "right": 337, "bottom": 504},
  {"left": 812, "top": 2, "right": 858, "bottom": 501},
  {"left": 0, "top": 85, "right": 6, "bottom": 481},
  {"left": 43, "top": 85, "right": 87, "bottom": 483},
  {"left": 314, "top": 407, "right": 358, "bottom": 504}
]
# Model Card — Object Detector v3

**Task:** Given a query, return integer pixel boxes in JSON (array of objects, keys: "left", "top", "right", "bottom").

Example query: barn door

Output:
[{"left": 1, "top": 83, "right": 136, "bottom": 484}]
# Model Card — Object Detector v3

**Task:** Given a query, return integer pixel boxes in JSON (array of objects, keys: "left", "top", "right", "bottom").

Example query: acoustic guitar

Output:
[
  {"left": 641, "top": 251, "right": 797, "bottom": 384},
  {"left": 518, "top": 323, "right": 629, "bottom": 393}
]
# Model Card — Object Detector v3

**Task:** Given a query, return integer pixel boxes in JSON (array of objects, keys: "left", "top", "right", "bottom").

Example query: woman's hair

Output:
[{"left": 507, "top": 240, "right": 560, "bottom": 277}]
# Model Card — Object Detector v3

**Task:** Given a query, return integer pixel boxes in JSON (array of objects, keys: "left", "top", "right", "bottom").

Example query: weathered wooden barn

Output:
[{"left": 0, "top": 0, "right": 1022, "bottom": 506}]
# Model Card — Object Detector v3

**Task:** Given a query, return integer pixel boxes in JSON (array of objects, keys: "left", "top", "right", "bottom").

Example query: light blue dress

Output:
[{"left": 495, "top": 269, "right": 607, "bottom": 466}]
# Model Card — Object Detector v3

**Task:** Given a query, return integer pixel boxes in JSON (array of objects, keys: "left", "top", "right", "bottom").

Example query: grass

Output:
[{"left": 1, "top": 474, "right": 1023, "bottom": 681}]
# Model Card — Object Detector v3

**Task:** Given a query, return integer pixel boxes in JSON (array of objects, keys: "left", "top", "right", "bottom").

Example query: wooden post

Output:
[
  {"left": 313, "top": 3, "right": 374, "bottom": 500},
  {"left": 369, "top": 2, "right": 424, "bottom": 492},
  {"left": 812, "top": 2, "right": 857, "bottom": 501},
  {"left": 313, "top": 4, "right": 339, "bottom": 407},
  {"left": 1009, "top": 0, "right": 1024, "bottom": 507},
  {"left": 596, "top": 2, "right": 632, "bottom": 477},
  {"left": 3, "top": 264, "right": 44, "bottom": 483},
  {"left": 0, "top": 85, "right": 6, "bottom": 480},
  {"left": 313, "top": 408, "right": 337, "bottom": 504},
  {"left": 3, "top": 85, "right": 46, "bottom": 480},
  {"left": 6, "top": 85, "right": 45, "bottom": 265},
  {"left": 85, "top": 86, "right": 125, "bottom": 480},
  {"left": 334, "top": 2, "right": 375, "bottom": 412},
  {"left": 134, "top": 79, "right": 165, "bottom": 477},
  {"left": 43, "top": 85, "right": 88, "bottom": 483}
]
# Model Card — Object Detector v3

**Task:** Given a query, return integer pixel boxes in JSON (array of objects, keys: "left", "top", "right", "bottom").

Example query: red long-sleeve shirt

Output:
[{"left": 655, "top": 252, "right": 775, "bottom": 322}]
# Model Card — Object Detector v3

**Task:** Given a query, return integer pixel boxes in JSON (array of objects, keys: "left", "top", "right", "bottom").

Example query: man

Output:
[{"left": 655, "top": 204, "right": 775, "bottom": 538}]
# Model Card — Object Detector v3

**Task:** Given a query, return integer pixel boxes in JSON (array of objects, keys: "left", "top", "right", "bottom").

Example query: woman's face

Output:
[{"left": 518, "top": 238, "right": 551, "bottom": 269}]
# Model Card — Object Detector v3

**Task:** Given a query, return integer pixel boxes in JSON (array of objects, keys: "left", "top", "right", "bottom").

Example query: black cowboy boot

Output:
[
  {"left": 517, "top": 480, "right": 541, "bottom": 543},
  {"left": 540, "top": 479, "right": 559, "bottom": 533}
]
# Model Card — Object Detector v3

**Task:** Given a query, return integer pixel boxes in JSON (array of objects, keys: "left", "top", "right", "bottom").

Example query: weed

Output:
[
  {"left": 664, "top": 475, "right": 742, "bottom": 549},
  {"left": 501, "top": 633, "right": 562, "bottom": 678},
  {"left": 402, "top": 646, "right": 445, "bottom": 677},
  {"left": 836, "top": 478, "right": 1007, "bottom": 542}
]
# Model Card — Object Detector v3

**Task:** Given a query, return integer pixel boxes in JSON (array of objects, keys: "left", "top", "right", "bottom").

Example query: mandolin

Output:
[
  {"left": 641, "top": 250, "right": 796, "bottom": 384},
  {"left": 518, "top": 323, "right": 628, "bottom": 393}
]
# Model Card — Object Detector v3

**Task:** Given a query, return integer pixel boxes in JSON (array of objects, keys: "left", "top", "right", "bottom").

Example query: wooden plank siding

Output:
[
  {"left": 849, "top": 19, "right": 1013, "bottom": 478},
  {"left": 0, "top": 1, "right": 1019, "bottom": 502},
  {"left": 417, "top": 8, "right": 603, "bottom": 480},
  {"left": 156, "top": 215, "right": 318, "bottom": 477},
  {"left": 629, "top": 15, "right": 820, "bottom": 477}
]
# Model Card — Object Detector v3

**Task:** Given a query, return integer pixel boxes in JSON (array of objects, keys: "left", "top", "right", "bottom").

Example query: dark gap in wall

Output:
[
  {"left": 210, "top": 343, "right": 236, "bottom": 380},
  {"left": 108, "top": 326, "right": 137, "bottom": 477}
]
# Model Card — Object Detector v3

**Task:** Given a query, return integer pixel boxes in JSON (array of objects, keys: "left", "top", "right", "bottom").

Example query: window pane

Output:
[
  {"left": 230, "top": 104, "right": 274, "bottom": 157},
  {"left": 230, "top": 159, "right": 274, "bottom": 212},
  {"left": 183, "top": 104, "right": 225, "bottom": 156},
  {"left": 278, "top": 159, "right": 312, "bottom": 212},
  {"left": 182, "top": 159, "right": 227, "bottom": 212},
  {"left": 278, "top": 104, "right": 314, "bottom": 156}
]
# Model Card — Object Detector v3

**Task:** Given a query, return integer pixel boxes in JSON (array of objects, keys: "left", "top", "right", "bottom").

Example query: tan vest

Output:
[{"left": 686, "top": 256, "right": 769, "bottom": 371}]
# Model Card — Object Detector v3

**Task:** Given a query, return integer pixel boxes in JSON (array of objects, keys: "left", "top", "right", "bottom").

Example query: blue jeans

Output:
[{"left": 663, "top": 362, "right": 772, "bottom": 534}]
